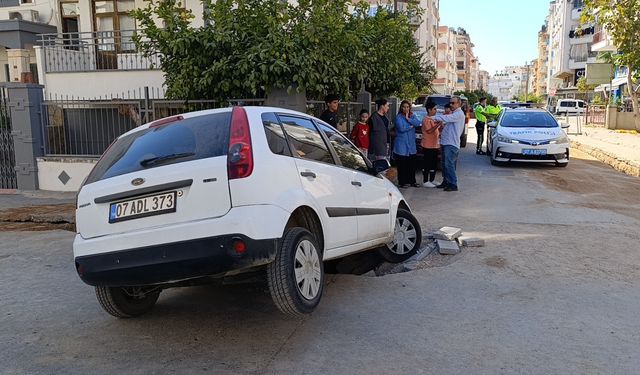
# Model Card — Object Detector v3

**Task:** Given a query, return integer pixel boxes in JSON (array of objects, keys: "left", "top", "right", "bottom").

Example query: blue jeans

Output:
[{"left": 441, "top": 145, "right": 459, "bottom": 188}]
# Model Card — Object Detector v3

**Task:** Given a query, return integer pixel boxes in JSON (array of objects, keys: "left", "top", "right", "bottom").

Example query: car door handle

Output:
[
  {"left": 351, "top": 181, "right": 362, "bottom": 187},
  {"left": 300, "top": 171, "right": 316, "bottom": 178}
]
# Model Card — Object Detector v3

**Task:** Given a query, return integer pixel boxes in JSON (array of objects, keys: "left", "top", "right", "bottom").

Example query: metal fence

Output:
[
  {"left": 42, "top": 93, "right": 367, "bottom": 157},
  {"left": 586, "top": 105, "right": 606, "bottom": 126},
  {"left": 0, "top": 85, "right": 16, "bottom": 189},
  {"left": 39, "top": 31, "right": 161, "bottom": 73}
]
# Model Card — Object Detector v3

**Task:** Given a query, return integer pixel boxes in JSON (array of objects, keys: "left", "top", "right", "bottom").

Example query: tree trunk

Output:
[{"left": 626, "top": 67, "right": 640, "bottom": 131}]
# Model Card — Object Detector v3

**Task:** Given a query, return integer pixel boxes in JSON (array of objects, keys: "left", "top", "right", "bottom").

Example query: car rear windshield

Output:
[
  {"left": 85, "top": 112, "right": 231, "bottom": 185},
  {"left": 500, "top": 112, "right": 559, "bottom": 128}
]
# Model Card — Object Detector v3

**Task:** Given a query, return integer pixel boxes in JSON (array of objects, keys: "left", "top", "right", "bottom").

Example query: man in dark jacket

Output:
[
  {"left": 368, "top": 98, "right": 391, "bottom": 160},
  {"left": 320, "top": 94, "right": 340, "bottom": 128}
]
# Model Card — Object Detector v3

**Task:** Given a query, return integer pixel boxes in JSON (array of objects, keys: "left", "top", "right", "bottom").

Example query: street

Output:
[{"left": 2, "top": 130, "right": 640, "bottom": 374}]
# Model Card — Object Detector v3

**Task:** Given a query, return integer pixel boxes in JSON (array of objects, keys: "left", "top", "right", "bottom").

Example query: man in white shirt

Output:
[{"left": 431, "top": 96, "right": 465, "bottom": 191}]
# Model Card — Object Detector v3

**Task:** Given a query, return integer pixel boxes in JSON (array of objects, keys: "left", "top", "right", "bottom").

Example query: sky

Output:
[{"left": 439, "top": 0, "right": 551, "bottom": 77}]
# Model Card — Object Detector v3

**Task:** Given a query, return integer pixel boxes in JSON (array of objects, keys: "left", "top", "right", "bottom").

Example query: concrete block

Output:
[
  {"left": 437, "top": 239, "right": 460, "bottom": 255},
  {"left": 459, "top": 236, "right": 485, "bottom": 247},
  {"left": 433, "top": 226, "right": 463, "bottom": 241}
]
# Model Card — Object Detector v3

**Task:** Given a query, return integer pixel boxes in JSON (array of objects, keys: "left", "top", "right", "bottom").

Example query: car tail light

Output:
[{"left": 227, "top": 106, "right": 253, "bottom": 180}]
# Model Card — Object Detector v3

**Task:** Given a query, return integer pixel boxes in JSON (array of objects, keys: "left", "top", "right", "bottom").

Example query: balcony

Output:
[
  {"left": 38, "top": 31, "right": 160, "bottom": 73},
  {"left": 591, "top": 29, "right": 616, "bottom": 52}
]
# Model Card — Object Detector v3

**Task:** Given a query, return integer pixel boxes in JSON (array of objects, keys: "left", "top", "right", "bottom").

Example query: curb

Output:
[{"left": 571, "top": 140, "right": 640, "bottom": 177}]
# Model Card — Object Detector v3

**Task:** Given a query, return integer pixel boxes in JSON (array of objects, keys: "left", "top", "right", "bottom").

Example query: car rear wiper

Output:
[{"left": 140, "top": 152, "right": 195, "bottom": 167}]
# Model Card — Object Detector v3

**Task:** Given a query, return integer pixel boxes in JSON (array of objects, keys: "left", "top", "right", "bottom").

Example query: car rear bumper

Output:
[{"left": 74, "top": 234, "right": 278, "bottom": 287}]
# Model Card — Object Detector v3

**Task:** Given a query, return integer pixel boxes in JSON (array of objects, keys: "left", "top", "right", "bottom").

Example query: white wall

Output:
[
  {"left": 43, "top": 69, "right": 165, "bottom": 98},
  {"left": 37, "top": 158, "right": 97, "bottom": 192}
]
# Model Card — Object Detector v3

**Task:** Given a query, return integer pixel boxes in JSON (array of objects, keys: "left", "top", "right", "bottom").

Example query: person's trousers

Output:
[
  {"left": 441, "top": 145, "right": 459, "bottom": 188},
  {"left": 422, "top": 148, "right": 439, "bottom": 182},
  {"left": 394, "top": 153, "right": 416, "bottom": 185},
  {"left": 475, "top": 121, "right": 486, "bottom": 151}
]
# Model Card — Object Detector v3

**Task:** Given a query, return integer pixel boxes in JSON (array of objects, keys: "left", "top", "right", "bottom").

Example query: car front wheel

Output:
[
  {"left": 95, "top": 286, "right": 161, "bottom": 318},
  {"left": 378, "top": 209, "right": 422, "bottom": 263},
  {"left": 267, "top": 228, "right": 324, "bottom": 317}
]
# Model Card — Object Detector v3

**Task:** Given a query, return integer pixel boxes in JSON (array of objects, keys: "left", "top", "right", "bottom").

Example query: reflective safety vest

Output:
[
  {"left": 473, "top": 103, "right": 487, "bottom": 123},
  {"left": 484, "top": 104, "right": 502, "bottom": 121}
]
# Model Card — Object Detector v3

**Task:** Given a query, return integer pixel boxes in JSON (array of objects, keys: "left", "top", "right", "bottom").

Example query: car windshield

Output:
[
  {"left": 500, "top": 111, "right": 559, "bottom": 128},
  {"left": 426, "top": 96, "right": 450, "bottom": 108}
]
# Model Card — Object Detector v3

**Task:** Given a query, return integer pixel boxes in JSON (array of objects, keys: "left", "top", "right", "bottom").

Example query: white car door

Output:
[
  {"left": 315, "top": 122, "right": 392, "bottom": 242},
  {"left": 278, "top": 114, "right": 358, "bottom": 250}
]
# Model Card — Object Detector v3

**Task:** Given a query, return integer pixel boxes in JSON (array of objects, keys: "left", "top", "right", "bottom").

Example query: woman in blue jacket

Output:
[{"left": 394, "top": 100, "right": 422, "bottom": 188}]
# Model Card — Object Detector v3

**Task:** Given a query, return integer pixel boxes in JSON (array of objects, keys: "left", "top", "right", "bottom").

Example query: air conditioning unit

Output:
[{"left": 9, "top": 10, "right": 40, "bottom": 22}]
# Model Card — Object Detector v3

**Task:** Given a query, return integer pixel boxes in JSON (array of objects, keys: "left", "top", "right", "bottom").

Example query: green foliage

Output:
[
  {"left": 576, "top": 77, "right": 596, "bottom": 93},
  {"left": 583, "top": 0, "right": 640, "bottom": 115},
  {"left": 453, "top": 90, "right": 494, "bottom": 105},
  {"left": 516, "top": 94, "right": 544, "bottom": 103},
  {"left": 132, "top": 0, "right": 435, "bottom": 101}
]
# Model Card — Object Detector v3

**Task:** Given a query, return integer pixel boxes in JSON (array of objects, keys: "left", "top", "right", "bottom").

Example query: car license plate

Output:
[
  {"left": 109, "top": 191, "right": 177, "bottom": 223},
  {"left": 522, "top": 149, "right": 547, "bottom": 156}
]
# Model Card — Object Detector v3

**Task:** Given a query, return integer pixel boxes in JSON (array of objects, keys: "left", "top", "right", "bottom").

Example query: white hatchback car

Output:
[
  {"left": 74, "top": 106, "right": 422, "bottom": 318},
  {"left": 487, "top": 109, "right": 570, "bottom": 167}
]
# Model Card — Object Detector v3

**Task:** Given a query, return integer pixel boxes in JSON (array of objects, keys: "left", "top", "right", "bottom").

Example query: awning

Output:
[
  {"left": 0, "top": 19, "right": 57, "bottom": 49},
  {"left": 595, "top": 77, "right": 628, "bottom": 92}
]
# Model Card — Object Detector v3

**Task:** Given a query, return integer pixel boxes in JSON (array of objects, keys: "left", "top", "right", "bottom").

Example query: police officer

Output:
[{"left": 473, "top": 97, "right": 488, "bottom": 155}]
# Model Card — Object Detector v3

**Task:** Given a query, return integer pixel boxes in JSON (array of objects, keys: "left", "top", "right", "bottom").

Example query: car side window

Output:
[
  {"left": 316, "top": 122, "right": 369, "bottom": 173},
  {"left": 278, "top": 115, "right": 335, "bottom": 165},
  {"left": 261, "top": 112, "right": 292, "bottom": 156}
]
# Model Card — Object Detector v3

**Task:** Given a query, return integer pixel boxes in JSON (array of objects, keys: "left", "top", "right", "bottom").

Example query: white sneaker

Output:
[{"left": 422, "top": 181, "right": 436, "bottom": 188}]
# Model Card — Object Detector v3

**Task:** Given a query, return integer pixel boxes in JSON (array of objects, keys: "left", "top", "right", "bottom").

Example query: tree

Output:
[
  {"left": 583, "top": 0, "right": 640, "bottom": 129},
  {"left": 132, "top": 0, "right": 435, "bottom": 101},
  {"left": 576, "top": 76, "right": 596, "bottom": 102},
  {"left": 453, "top": 89, "right": 494, "bottom": 105}
]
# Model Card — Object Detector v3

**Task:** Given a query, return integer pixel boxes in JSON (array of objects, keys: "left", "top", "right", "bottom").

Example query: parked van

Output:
[{"left": 555, "top": 99, "right": 586, "bottom": 115}]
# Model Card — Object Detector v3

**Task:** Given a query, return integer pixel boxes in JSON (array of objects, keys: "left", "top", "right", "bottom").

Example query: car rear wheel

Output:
[
  {"left": 267, "top": 228, "right": 324, "bottom": 317},
  {"left": 378, "top": 209, "right": 422, "bottom": 263},
  {"left": 95, "top": 286, "right": 161, "bottom": 318}
]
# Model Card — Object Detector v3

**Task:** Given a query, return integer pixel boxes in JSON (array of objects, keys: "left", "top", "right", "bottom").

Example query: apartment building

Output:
[
  {"left": 0, "top": 0, "right": 56, "bottom": 83},
  {"left": 534, "top": 23, "right": 549, "bottom": 97},
  {"left": 488, "top": 66, "right": 529, "bottom": 101},
  {"left": 432, "top": 26, "right": 456, "bottom": 94},
  {"left": 367, "top": 0, "right": 439, "bottom": 65},
  {"left": 546, "top": 0, "right": 596, "bottom": 95},
  {"left": 478, "top": 70, "right": 489, "bottom": 92},
  {"left": 453, "top": 27, "right": 474, "bottom": 91}
]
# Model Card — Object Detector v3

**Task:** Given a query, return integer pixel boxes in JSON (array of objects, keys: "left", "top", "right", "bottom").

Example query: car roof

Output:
[{"left": 503, "top": 108, "right": 550, "bottom": 113}]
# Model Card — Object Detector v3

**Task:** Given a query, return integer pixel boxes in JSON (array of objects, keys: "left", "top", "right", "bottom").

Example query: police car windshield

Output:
[{"left": 501, "top": 111, "right": 559, "bottom": 128}]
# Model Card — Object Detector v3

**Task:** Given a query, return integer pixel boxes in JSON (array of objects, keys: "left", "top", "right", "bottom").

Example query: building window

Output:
[
  {"left": 573, "top": 0, "right": 584, "bottom": 10},
  {"left": 92, "top": 0, "right": 136, "bottom": 52}
]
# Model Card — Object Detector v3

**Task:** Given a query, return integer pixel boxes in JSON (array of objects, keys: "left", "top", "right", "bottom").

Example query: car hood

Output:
[{"left": 498, "top": 127, "right": 563, "bottom": 141}]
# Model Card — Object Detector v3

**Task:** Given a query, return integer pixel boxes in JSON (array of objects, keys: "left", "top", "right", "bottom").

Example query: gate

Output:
[{"left": 0, "top": 86, "right": 17, "bottom": 189}]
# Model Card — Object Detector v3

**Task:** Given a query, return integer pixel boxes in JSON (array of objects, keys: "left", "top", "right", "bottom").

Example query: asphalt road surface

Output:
[{"left": 2, "top": 131, "right": 640, "bottom": 374}]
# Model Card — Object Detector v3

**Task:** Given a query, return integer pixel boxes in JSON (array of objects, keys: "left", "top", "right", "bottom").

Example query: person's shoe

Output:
[
  {"left": 412, "top": 183, "right": 422, "bottom": 188},
  {"left": 476, "top": 150, "right": 485, "bottom": 155},
  {"left": 400, "top": 184, "right": 411, "bottom": 188},
  {"left": 422, "top": 181, "right": 436, "bottom": 188},
  {"left": 435, "top": 183, "right": 447, "bottom": 189},
  {"left": 444, "top": 186, "right": 458, "bottom": 191}
]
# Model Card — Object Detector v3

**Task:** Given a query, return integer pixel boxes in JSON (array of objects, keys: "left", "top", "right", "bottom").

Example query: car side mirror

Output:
[
  {"left": 488, "top": 121, "right": 497, "bottom": 128},
  {"left": 371, "top": 159, "right": 390, "bottom": 174},
  {"left": 561, "top": 123, "right": 570, "bottom": 129}
]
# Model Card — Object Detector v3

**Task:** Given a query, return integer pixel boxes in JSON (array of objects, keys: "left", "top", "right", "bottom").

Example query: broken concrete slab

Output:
[
  {"left": 458, "top": 236, "right": 485, "bottom": 247},
  {"left": 433, "top": 227, "right": 463, "bottom": 241},
  {"left": 437, "top": 239, "right": 460, "bottom": 255}
]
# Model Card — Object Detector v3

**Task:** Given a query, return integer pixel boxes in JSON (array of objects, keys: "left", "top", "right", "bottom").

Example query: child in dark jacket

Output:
[{"left": 350, "top": 109, "right": 370, "bottom": 154}]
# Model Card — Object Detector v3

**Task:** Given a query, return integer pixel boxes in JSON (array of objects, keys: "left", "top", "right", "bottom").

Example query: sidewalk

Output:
[
  {"left": 0, "top": 190, "right": 75, "bottom": 231},
  {"left": 569, "top": 126, "right": 640, "bottom": 177}
]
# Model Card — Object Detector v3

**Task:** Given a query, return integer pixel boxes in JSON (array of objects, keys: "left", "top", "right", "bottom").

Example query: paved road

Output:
[{"left": 2, "top": 130, "right": 640, "bottom": 374}]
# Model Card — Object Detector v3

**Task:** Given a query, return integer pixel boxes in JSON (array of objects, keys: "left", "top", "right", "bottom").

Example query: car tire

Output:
[
  {"left": 267, "top": 228, "right": 324, "bottom": 317},
  {"left": 460, "top": 134, "right": 467, "bottom": 148},
  {"left": 555, "top": 162, "right": 568, "bottom": 167},
  {"left": 377, "top": 209, "right": 422, "bottom": 263},
  {"left": 490, "top": 152, "right": 502, "bottom": 166},
  {"left": 95, "top": 286, "right": 160, "bottom": 318}
]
